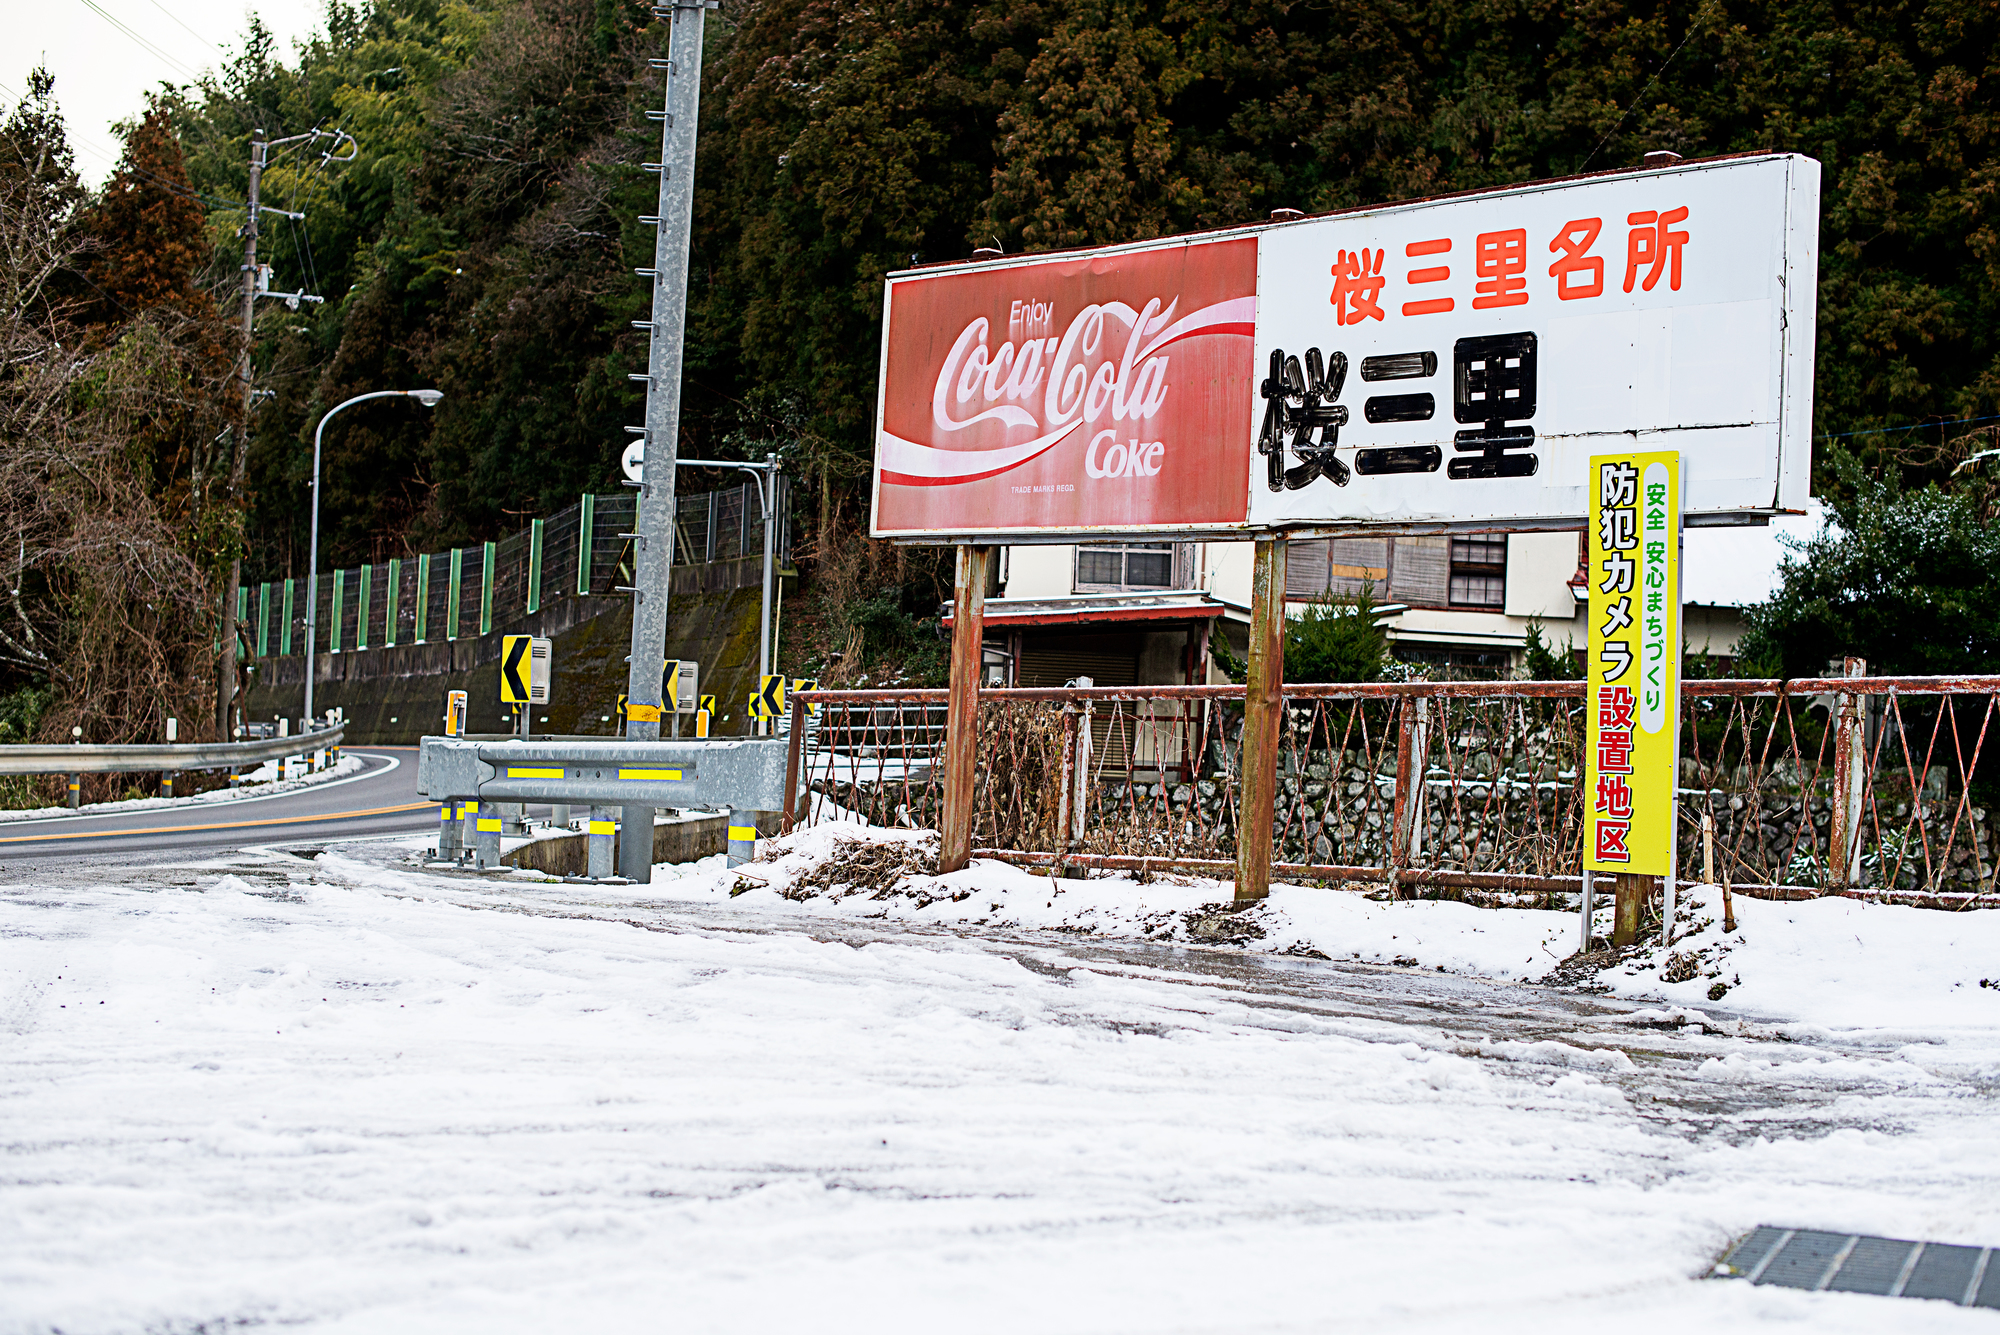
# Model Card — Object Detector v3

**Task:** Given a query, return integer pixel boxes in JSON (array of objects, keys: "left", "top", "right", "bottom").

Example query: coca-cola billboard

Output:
[
  {"left": 871, "top": 237, "right": 1258, "bottom": 538},
  {"left": 871, "top": 153, "right": 1819, "bottom": 540}
]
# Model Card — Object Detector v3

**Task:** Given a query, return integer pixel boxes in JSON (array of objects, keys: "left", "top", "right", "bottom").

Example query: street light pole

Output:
[
  {"left": 302, "top": 389, "right": 442, "bottom": 725},
  {"left": 675, "top": 455, "right": 782, "bottom": 724}
]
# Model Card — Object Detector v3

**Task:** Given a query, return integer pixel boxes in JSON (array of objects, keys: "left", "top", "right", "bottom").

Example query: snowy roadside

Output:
[
  {"left": 0, "top": 753, "right": 368, "bottom": 824},
  {"left": 3, "top": 847, "right": 1998, "bottom": 1334},
  {"left": 623, "top": 824, "right": 2000, "bottom": 1039}
]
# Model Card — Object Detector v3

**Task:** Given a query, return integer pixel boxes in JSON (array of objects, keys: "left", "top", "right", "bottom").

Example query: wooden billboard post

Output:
[
  {"left": 1235, "top": 536, "right": 1286, "bottom": 901},
  {"left": 939, "top": 544, "right": 991, "bottom": 874}
]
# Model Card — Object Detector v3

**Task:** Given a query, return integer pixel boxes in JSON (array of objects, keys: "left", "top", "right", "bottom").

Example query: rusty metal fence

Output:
[{"left": 790, "top": 675, "right": 2000, "bottom": 909}]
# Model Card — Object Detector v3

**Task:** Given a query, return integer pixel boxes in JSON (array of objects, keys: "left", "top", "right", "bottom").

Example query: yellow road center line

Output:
[{"left": 0, "top": 801, "right": 438, "bottom": 844}]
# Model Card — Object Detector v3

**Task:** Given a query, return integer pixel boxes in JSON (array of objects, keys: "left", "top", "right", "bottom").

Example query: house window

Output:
[
  {"left": 1447, "top": 535, "right": 1507, "bottom": 609},
  {"left": 1076, "top": 542, "right": 1177, "bottom": 591}
]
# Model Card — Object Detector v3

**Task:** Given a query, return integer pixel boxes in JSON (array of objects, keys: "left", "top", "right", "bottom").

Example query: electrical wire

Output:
[
  {"left": 138, "top": 0, "right": 225, "bottom": 56},
  {"left": 1580, "top": 17, "right": 1704, "bottom": 172},
  {"left": 74, "top": 0, "right": 208, "bottom": 82},
  {"left": 1818, "top": 413, "right": 2000, "bottom": 442}
]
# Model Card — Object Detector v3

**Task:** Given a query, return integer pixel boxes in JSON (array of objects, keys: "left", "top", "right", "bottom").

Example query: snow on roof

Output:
[{"left": 1681, "top": 500, "right": 1827, "bottom": 608}]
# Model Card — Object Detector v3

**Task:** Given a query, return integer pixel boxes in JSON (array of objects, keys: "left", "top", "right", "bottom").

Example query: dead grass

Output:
[{"left": 781, "top": 832, "right": 939, "bottom": 902}]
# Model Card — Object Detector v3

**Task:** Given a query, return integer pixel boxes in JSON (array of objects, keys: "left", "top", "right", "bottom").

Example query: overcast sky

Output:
[{"left": 7, "top": 0, "right": 325, "bottom": 185}]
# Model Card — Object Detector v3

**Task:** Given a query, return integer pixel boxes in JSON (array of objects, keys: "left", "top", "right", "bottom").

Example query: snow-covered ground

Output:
[
  {"left": 647, "top": 824, "right": 2000, "bottom": 1035},
  {"left": 3, "top": 828, "right": 1998, "bottom": 1333}
]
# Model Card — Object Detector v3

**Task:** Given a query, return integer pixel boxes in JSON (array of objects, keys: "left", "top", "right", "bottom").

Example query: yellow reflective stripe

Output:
[
  {"left": 728, "top": 825, "right": 757, "bottom": 842},
  {"left": 507, "top": 766, "right": 565, "bottom": 779},
  {"left": 626, "top": 703, "right": 662, "bottom": 723},
  {"left": 617, "top": 768, "right": 683, "bottom": 781},
  {"left": 587, "top": 820, "right": 616, "bottom": 835},
  {"left": 476, "top": 819, "right": 501, "bottom": 832}
]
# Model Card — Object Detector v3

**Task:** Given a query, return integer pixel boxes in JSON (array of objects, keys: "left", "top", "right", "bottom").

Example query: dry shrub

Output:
[{"left": 781, "top": 831, "right": 939, "bottom": 901}]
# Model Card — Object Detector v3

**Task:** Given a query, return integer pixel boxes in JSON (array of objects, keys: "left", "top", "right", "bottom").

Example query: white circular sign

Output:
[{"left": 621, "top": 439, "right": 644, "bottom": 482}]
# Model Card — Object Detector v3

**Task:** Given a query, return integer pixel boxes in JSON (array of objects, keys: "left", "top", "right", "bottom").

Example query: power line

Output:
[
  {"left": 139, "top": 0, "right": 225, "bottom": 57},
  {"left": 1819, "top": 413, "right": 2000, "bottom": 442},
  {"left": 74, "top": 0, "right": 207, "bottom": 82},
  {"left": 1580, "top": 18, "right": 1704, "bottom": 172}
]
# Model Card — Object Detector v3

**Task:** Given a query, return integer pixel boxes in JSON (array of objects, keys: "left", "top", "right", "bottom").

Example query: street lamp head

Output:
[{"left": 410, "top": 389, "right": 444, "bottom": 408}]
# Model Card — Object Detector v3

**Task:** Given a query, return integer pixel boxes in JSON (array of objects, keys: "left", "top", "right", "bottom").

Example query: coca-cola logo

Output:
[{"left": 879, "top": 293, "right": 1255, "bottom": 488}]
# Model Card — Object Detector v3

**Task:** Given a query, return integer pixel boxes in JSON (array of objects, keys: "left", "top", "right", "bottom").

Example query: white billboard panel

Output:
[{"left": 1249, "top": 154, "right": 1818, "bottom": 529}]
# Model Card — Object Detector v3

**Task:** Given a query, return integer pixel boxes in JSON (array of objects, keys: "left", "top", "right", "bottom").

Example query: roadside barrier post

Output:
[
  {"left": 162, "top": 717, "right": 177, "bottom": 798},
  {"left": 727, "top": 808, "right": 757, "bottom": 868},
  {"left": 619, "top": 805, "right": 652, "bottom": 882},
  {"left": 68, "top": 775, "right": 81, "bottom": 810},
  {"left": 438, "top": 800, "right": 462, "bottom": 859},
  {"left": 551, "top": 804, "right": 571, "bottom": 830},
  {"left": 588, "top": 806, "right": 617, "bottom": 879},
  {"left": 939, "top": 544, "right": 992, "bottom": 874},
  {"left": 1234, "top": 536, "right": 1286, "bottom": 902},
  {"left": 473, "top": 800, "right": 502, "bottom": 869}
]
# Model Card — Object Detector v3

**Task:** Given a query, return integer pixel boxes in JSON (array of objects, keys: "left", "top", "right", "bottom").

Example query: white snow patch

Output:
[{"left": 642, "top": 827, "right": 2000, "bottom": 1037}]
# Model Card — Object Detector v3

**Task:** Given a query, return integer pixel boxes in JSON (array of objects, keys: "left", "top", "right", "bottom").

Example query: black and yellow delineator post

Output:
[
  {"left": 445, "top": 690, "right": 468, "bottom": 737},
  {"left": 693, "top": 709, "right": 710, "bottom": 738},
  {"left": 727, "top": 808, "right": 756, "bottom": 868}
]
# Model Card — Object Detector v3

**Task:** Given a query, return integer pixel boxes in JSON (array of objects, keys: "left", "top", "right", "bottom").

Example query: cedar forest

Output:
[{"left": 3, "top": 0, "right": 2000, "bottom": 759}]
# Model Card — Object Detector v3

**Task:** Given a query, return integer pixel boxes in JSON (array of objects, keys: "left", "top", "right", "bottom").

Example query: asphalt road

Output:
[{"left": 0, "top": 748, "right": 441, "bottom": 867}]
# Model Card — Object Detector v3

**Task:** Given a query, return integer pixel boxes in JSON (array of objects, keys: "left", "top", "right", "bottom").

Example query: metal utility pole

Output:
[
  {"left": 219, "top": 128, "right": 349, "bottom": 739},
  {"left": 621, "top": 0, "right": 714, "bottom": 880},
  {"left": 217, "top": 130, "right": 267, "bottom": 739}
]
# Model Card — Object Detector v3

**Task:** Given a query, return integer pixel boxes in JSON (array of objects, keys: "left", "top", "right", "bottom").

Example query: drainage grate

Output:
[{"left": 1716, "top": 1227, "right": 2000, "bottom": 1307}]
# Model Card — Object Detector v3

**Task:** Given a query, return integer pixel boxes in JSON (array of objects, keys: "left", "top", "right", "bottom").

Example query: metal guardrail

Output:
[
  {"left": 0, "top": 724, "right": 346, "bottom": 775},
  {"left": 418, "top": 734, "right": 793, "bottom": 882}
]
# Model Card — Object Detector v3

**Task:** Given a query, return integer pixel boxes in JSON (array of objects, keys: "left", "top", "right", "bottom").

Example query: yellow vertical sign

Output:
[{"left": 1585, "top": 451, "right": 1681, "bottom": 875}]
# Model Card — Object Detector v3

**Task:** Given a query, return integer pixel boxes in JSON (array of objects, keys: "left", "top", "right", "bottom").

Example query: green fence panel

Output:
[
  {"left": 331, "top": 570, "right": 345, "bottom": 653},
  {"left": 528, "top": 519, "right": 544, "bottom": 615},
  {"left": 358, "top": 564, "right": 372, "bottom": 650},
  {"left": 415, "top": 554, "right": 429, "bottom": 643},
  {"left": 480, "top": 541, "right": 495, "bottom": 635}
]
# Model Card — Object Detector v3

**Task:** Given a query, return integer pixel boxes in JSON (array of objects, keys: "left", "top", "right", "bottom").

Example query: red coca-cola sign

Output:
[{"left": 871, "top": 237, "right": 1257, "bottom": 537}]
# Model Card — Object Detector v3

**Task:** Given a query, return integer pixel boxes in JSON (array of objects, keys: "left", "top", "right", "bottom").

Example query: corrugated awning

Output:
[{"left": 942, "top": 591, "right": 1231, "bottom": 629}]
